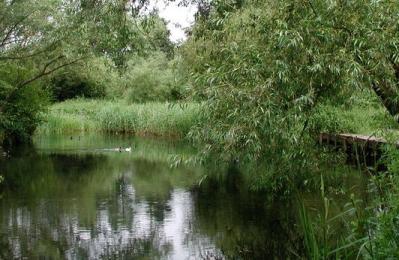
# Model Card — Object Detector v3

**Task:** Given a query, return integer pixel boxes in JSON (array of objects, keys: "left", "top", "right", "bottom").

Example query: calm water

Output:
[{"left": 0, "top": 134, "right": 370, "bottom": 259}]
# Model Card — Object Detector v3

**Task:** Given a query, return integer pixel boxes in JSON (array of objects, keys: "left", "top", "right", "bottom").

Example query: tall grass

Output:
[
  {"left": 36, "top": 99, "right": 202, "bottom": 137},
  {"left": 299, "top": 175, "right": 373, "bottom": 259},
  {"left": 311, "top": 90, "right": 399, "bottom": 137}
]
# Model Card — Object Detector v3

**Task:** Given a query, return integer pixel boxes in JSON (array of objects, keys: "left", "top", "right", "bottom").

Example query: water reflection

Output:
[
  {"left": 0, "top": 136, "right": 221, "bottom": 259},
  {"left": 1, "top": 189, "right": 220, "bottom": 259},
  {"left": 0, "top": 135, "right": 370, "bottom": 259}
]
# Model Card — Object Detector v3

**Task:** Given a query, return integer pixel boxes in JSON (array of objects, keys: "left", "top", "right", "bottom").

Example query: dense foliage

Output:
[
  {"left": 0, "top": 66, "right": 48, "bottom": 144},
  {"left": 0, "top": 0, "right": 185, "bottom": 144},
  {"left": 181, "top": 0, "right": 399, "bottom": 257},
  {"left": 178, "top": 9, "right": 399, "bottom": 254},
  {"left": 184, "top": 0, "right": 399, "bottom": 163},
  {"left": 123, "top": 52, "right": 187, "bottom": 103},
  {"left": 3, "top": 0, "right": 399, "bottom": 257}
]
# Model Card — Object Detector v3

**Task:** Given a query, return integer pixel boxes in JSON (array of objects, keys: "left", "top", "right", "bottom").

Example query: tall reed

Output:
[
  {"left": 298, "top": 175, "right": 371, "bottom": 259},
  {"left": 36, "top": 99, "right": 202, "bottom": 137}
]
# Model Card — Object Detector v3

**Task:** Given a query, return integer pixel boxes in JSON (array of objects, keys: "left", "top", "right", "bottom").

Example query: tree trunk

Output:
[{"left": 371, "top": 64, "right": 399, "bottom": 122}]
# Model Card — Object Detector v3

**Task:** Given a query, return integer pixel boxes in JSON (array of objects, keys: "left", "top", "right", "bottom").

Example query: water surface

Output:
[{"left": 0, "top": 134, "right": 370, "bottom": 259}]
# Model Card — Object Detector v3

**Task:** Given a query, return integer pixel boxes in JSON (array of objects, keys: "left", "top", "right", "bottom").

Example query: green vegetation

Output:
[
  {"left": 122, "top": 52, "right": 188, "bottom": 103},
  {"left": 182, "top": 0, "right": 399, "bottom": 258},
  {"left": 0, "top": 76, "right": 49, "bottom": 144},
  {"left": 3, "top": 0, "right": 399, "bottom": 258},
  {"left": 312, "top": 91, "right": 399, "bottom": 136},
  {"left": 36, "top": 99, "right": 201, "bottom": 137},
  {"left": 183, "top": 0, "right": 399, "bottom": 163},
  {"left": 0, "top": 0, "right": 185, "bottom": 144}
]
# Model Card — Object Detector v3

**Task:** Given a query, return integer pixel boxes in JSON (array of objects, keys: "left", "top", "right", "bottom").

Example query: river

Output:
[{"left": 0, "top": 134, "right": 370, "bottom": 259}]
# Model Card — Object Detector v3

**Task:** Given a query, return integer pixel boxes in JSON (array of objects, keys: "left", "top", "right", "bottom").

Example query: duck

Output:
[{"left": 118, "top": 147, "right": 132, "bottom": 152}]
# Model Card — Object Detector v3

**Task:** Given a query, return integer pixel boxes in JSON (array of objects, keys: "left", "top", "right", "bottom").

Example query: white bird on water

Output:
[{"left": 119, "top": 147, "right": 132, "bottom": 152}]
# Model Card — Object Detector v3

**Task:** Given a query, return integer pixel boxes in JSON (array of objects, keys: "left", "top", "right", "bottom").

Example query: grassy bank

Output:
[
  {"left": 36, "top": 99, "right": 202, "bottom": 137},
  {"left": 36, "top": 94, "right": 398, "bottom": 139},
  {"left": 314, "top": 94, "right": 399, "bottom": 137}
]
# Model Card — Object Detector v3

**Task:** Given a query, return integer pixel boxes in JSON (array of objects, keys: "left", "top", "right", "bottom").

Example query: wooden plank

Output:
[
  {"left": 320, "top": 133, "right": 389, "bottom": 146},
  {"left": 319, "top": 132, "right": 395, "bottom": 167}
]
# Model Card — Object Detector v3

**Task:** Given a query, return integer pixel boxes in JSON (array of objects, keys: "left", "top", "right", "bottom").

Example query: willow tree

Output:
[
  {"left": 0, "top": 0, "right": 168, "bottom": 144},
  {"left": 184, "top": 0, "right": 399, "bottom": 163}
]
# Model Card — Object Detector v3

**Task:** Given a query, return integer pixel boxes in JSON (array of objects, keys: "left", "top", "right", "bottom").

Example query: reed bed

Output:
[{"left": 36, "top": 99, "right": 201, "bottom": 137}]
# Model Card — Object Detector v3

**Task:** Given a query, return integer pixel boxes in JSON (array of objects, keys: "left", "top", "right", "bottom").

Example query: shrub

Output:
[
  {"left": 51, "top": 73, "right": 105, "bottom": 101},
  {"left": 122, "top": 52, "right": 186, "bottom": 103},
  {"left": 0, "top": 65, "right": 49, "bottom": 144},
  {"left": 48, "top": 57, "right": 121, "bottom": 101}
]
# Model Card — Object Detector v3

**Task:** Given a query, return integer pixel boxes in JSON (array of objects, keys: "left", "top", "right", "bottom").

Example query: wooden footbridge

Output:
[{"left": 319, "top": 133, "right": 394, "bottom": 167}]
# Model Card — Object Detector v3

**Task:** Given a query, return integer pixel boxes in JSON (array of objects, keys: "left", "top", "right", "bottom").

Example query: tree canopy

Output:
[
  {"left": 0, "top": 0, "right": 176, "bottom": 143},
  {"left": 184, "top": 0, "right": 399, "bottom": 163}
]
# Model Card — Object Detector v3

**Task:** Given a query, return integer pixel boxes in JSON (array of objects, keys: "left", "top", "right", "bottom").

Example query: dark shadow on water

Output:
[{"left": 192, "top": 165, "right": 303, "bottom": 258}]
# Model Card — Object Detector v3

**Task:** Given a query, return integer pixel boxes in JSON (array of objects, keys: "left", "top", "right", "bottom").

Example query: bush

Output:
[
  {"left": 368, "top": 148, "right": 399, "bottom": 258},
  {"left": 122, "top": 52, "right": 186, "bottom": 103},
  {"left": 51, "top": 73, "right": 105, "bottom": 101},
  {"left": 47, "top": 54, "right": 188, "bottom": 103},
  {"left": 0, "top": 64, "right": 49, "bottom": 144},
  {"left": 48, "top": 57, "right": 121, "bottom": 101}
]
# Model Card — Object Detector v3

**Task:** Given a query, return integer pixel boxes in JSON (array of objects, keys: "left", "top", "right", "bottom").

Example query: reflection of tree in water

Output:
[
  {"left": 0, "top": 152, "right": 108, "bottom": 195},
  {"left": 0, "top": 152, "right": 164, "bottom": 258},
  {"left": 9, "top": 139, "right": 321, "bottom": 259},
  {"left": 0, "top": 153, "right": 218, "bottom": 259},
  {"left": 1, "top": 152, "right": 305, "bottom": 259},
  {"left": 192, "top": 165, "right": 303, "bottom": 259},
  {"left": 0, "top": 137, "right": 368, "bottom": 259},
  {"left": 50, "top": 154, "right": 108, "bottom": 177},
  {"left": 0, "top": 151, "right": 307, "bottom": 259},
  {"left": 131, "top": 160, "right": 179, "bottom": 222},
  {"left": 0, "top": 183, "right": 170, "bottom": 259}
]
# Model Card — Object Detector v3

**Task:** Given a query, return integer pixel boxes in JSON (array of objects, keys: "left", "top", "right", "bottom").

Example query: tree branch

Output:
[
  {"left": 0, "top": 14, "right": 32, "bottom": 48},
  {"left": 0, "top": 41, "right": 59, "bottom": 60},
  {"left": 18, "top": 56, "right": 85, "bottom": 88}
]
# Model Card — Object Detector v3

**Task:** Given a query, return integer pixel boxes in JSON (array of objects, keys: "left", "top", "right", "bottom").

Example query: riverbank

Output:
[
  {"left": 9, "top": 97, "right": 399, "bottom": 258},
  {"left": 35, "top": 97, "right": 399, "bottom": 144},
  {"left": 35, "top": 99, "right": 202, "bottom": 138},
  {"left": 316, "top": 101, "right": 398, "bottom": 137}
]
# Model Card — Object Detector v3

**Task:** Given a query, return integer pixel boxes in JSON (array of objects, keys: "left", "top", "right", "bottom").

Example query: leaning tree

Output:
[{"left": 183, "top": 0, "right": 399, "bottom": 162}]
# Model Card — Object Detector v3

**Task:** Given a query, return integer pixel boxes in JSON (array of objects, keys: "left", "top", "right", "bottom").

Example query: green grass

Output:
[
  {"left": 312, "top": 93, "right": 399, "bottom": 138},
  {"left": 338, "top": 106, "right": 398, "bottom": 135},
  {"left": 36, "top": 99, "right": 202, "bottom": 137},
  {"left": 36, "top": 92, "right": 399, "bottom": 140}
]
